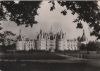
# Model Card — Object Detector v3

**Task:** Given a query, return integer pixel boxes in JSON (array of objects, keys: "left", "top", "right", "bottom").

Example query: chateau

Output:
[{"left": 16, "top": 29, "right": 79, "bottom": 51}]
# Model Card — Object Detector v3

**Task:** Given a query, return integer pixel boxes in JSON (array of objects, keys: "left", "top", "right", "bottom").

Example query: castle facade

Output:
[{"left": 16, "top": 30, "right": 78, "bottom": 51}]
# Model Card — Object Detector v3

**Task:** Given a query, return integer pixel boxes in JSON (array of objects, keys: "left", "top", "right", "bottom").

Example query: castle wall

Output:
[
  {"left": 16, "top": 30, "right": 79, "bottom": 51},
  {"left": 47, "top": 39, "right": 56, "bottom": 52}
]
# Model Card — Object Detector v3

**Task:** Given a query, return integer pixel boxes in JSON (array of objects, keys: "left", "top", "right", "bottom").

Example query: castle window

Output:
[{"left": 50, "top": 35, "right": 54, "bottom": 40}]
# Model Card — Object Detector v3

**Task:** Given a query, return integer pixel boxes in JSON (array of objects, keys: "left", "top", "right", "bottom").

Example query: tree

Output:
[
  {"left": 0, "top": 1, "right": 41, "bottom": 27},
  {"left": 80, "top": 41, "right": 99, "bottom": 51},
  {"left": 86, "top": 41, "right": 98, "bottom": 51},
  {"left": 79, "top": 43, "right": 86, "bottom": 51},
  {"left": 3, "top": 31, "right": 16, "bottom": 45},
  {"left": 4, "top": 31, "right": 15, "bottom": 36},
  {"left": 0, "top": 33, "right": 4, "bottom": 44},
  {"left": 0, "top": 30, "right": 16, "bottom": 46},
  {"left": 48, "top": 1, "right": 100, "bottom": 39},
  {"left": 0, "top": 31, "right": 16, "bottom": 51},
  {"left": 0, "top": 1, "right": 100, "bottom": 38}
]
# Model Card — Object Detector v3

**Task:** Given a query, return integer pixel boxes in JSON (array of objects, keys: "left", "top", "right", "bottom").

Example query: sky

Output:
[{"left": 0, "top": 1, "right": 99, "bottom": 41}]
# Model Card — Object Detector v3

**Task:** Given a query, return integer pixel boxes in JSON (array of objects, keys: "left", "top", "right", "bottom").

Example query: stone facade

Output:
[
  {"left": 16, "top": 30, "right": 78, "bottom": 51},
  {"left": 16, "top": 35, "right": 35, "bottom": 51}
]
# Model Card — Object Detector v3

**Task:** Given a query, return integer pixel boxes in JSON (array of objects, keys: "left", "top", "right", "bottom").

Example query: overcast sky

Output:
[{"left": 0, "top": 1, "right": 99, "bottom": 41}]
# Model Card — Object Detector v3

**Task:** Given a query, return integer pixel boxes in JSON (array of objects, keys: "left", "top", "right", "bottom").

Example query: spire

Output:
[
  {"left": 17, "top": 27, "right": 22, "bottom": 41},
  {"left": 59, "top": 28, "right": 63, "bottom": 39},
  {"left": 40, "top": 29, "right": 42, "bottom": 34},
  {"left": 80, "top": 29, "right": 86, "bottom": 42},
  {"left": 50, "top": 24, "right": 53, "bottom": 34},
  {"left": 19, "top": 28, "right": 21, "bottom": 36},
  {"left": 49, "top": 24, "right": 53, "bottom": 36},
  {"left": 83, "top": 29, "right": 85, "bottom": 36},
  {"left": 38, "top": 29, "right": 42, "bottom": 39},
  {"left": 49, "top": 24, "right": 54, "bottom": 40}
]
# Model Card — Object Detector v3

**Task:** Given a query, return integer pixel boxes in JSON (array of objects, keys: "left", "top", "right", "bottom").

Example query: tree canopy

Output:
[
  {"left": 57, "top": 1, "right": 100, "bottom": 38},
  {"left": 0, "top": 1, "right": 41, "bottom": 27},
  {"left": 79, "top": 41, "right": 99, "bottom": 51},
  {"left": 0, "top": 1, "right": 100, "bottom": 38}
]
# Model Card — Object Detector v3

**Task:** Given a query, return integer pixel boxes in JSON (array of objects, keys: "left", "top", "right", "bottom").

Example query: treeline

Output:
[
  {"left": 79, "top": 41, "right": 100, "bottom": 51},
  {"left": 0, "top": 44, "right": 16, "bottom": 52}
]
